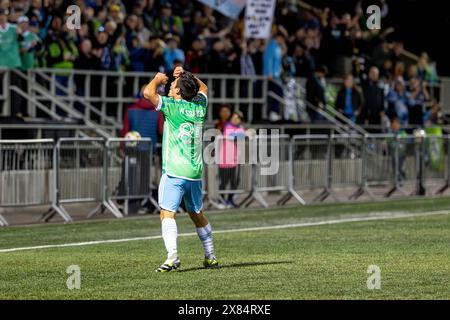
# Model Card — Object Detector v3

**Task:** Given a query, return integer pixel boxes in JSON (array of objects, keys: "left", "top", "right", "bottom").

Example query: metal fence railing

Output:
[
  {"left": 1, "top": 133, "right": 450, "bottom": 226},
  {"left": 28, "top": 69, "right": 268, "bottom": 125},
  {"left": 0, "top": 137, "right": 156, "bottom": 226},
  {"left": 104, "top": 138, "right": 158, "bottom": 217},
  {"left": 0, "top": 139, "right": 54, "bottom": 226}
]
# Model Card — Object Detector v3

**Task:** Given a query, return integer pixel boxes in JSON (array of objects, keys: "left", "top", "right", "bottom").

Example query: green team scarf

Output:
[{"left": 425, "top": 127, "right": 444, "bottom": 171}]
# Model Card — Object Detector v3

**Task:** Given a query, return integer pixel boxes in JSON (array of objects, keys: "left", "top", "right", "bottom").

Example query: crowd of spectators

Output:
[{"left": 0, "top": 0, "right": 442, "bottom": 128}]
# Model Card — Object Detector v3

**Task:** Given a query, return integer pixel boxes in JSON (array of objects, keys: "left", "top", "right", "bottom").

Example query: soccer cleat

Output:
[
  {"left": 155, "top": 258, "right": 181, "bottom": 272},
  {"left": 203, "top": 255, "right": 220, "bottom": 268}
]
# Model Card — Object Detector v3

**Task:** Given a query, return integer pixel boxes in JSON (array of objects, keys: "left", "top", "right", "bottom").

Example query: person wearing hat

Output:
[
  {"left": 18, "top": 16, "right": 40, "bottom": 70},
  {"left": 0, "top": 8, "right": 22, "bottom": 69},
  {"left": 219, "top": 110, "right": 246, "bottom": 208}
]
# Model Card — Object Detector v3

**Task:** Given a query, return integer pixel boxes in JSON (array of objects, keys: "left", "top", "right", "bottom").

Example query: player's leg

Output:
[
  {"left": 184, "top": 180, "right": 219, "bottom": 268},
  {"left": 156, "top": 174, "right": 184, "bottom": 272}
]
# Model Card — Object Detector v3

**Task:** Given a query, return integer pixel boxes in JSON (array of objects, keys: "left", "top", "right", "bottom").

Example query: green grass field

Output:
[{"left": 0, "top": 197, "right": 449, "bottom": 299}]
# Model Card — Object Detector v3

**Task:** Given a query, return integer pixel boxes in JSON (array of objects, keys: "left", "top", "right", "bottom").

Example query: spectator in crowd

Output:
[
  {"left": 219, "top": 111, "right": 246, "bottom": 208},
  {"left": 0, "top": 0, "right": 441, "bottom": 127},
  {"left": 240, "top": 40, "right": 256, "bottom": 76},
  {"left": 0, "top": 8, "right": 22, "bottom": 68},
  {"left": 361, "top": 67, "right": 385, "bottom": 129},
  {"left": 335, "top": 74, "right": 363, "bottom": 123},
  {"left": 215, "top": 104, "right": 231, "bottom": 132},
  {"left": 389, "top": 117, "right": 407, "bottom": 182},
  {"left": 127, "top": 35, "right": 148, "bottom": 71},
  {"left": 153, "top": 2, "right": 183, "bottom": 37},
  {"left": 184, "top": 36, "right": 206, "bottom": 74},
  {"left": 417, "top": 52, "right": 438, "bottom": 84},
  {"left": 423, "top": 102, "right": 443, "bottom": 127},
  {"left": 17, "top": 15, "right": 40, "bottom": 116},
  {"left": 146, "top": 36, "right": 165, "bottom": 72},
  {"left": 372, "top": 41, "right": 392, "bottom": 71},
  {"left": 75, "top": 39, "right": 99, "bottom": 70},
  {"left": 387, "top": 77, "right": 410, "bottom": 125},
  {"left": 407, "top": 77, "right": 430, "bottom": 126},
  {"left": 206, "top": 38, "right": 227, "bottom": 74},
  {"left": 306, "top": 64, "right": 328, "bottom": 122},
  {"left": 18, "top": 16, "right": 40, "bottom": 70},
  {"left": 92, "top": 30, "right": 112, "bottom": 70},
  {"left": 163, "top": 34, "right": 184, "bottom": 72},
  {"left": 292, "top": 42, "right": 314, "bottom": 78},
  {"left": 26, "top": 0, "right": 46, "bottom": 36},
  {"left": 264, "top": 32, "right": 285, "bottom": 122},
  {"left": 247, "top": 39, "right": 264, "bottom": 75},
  {"left": 124, "top": 13, "right": 139, "bottom": 48}
]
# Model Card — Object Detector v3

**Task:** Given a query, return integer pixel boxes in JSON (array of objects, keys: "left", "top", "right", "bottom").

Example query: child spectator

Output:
[{"left": 219, "top": 111, "right": 246, "bottom": 208}]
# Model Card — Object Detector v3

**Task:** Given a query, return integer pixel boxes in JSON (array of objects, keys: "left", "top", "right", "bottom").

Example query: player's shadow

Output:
[{"left": 177, "top": 260, "right": 293, "bottom": 273}]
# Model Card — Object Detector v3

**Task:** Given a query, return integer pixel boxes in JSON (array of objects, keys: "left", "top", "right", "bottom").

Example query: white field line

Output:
[{"left": 0, "top": 210, "right": 448, "bottom": 254}]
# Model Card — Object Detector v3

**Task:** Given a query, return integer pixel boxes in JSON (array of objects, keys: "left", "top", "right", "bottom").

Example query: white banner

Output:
[
  {"left": 244, "top": 0, "right": 276, "bottom": 39},
  {"left": 197, "top": 0, "right": 246, "bottom": 20}
]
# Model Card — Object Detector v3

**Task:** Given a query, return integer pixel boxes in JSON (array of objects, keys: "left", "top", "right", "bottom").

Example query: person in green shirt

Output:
[
  {"left": 144, "top": 66, "right": 219, "bottom": 272},
  {"left": 0, "top": 8, "right": 22, "bottom": 69},
  {"left": 17, "top": 16, "right": 40, "bottom": 71}
]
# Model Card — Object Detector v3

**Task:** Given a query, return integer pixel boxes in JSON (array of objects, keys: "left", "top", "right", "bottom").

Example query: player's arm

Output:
[
  {"left": 194, "top": 75, "right": 208, "bottom": 97},
  {"left": 143, "top": 72, "right": 168, "bottom": 108}
]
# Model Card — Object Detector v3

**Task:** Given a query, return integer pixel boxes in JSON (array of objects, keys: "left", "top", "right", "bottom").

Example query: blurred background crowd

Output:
[{"left": 0, "top": 0, "right": 444, "bottom": 128}]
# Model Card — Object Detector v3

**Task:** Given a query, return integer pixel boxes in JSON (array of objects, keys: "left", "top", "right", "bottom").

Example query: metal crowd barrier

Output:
[
  {"left": 427, "top": 135, "right": 450, "bottom": 194},
  {"left": 0, "top": 139, "right": 54, "bottom": 226},
  {"left": 41, "top": 137, "right": 105, "bottom": 222},
  {"left": 2, "top": 133, "right": 450, "bottom": 226},
  {"left": 103, "top": 138, "right": 158, "bottom": 216},
  {"left": 288, "top": 135, "right": 330, "bottom": 203},
  {"left": 0, "top": 137, "right": 155, "bottom": 225},
  {"left": 331, "top": 134, "right": 364, "bottom": 200},
  {"left": 244, "top": 135, "right": 291, "bottom": 208},
  {"left": 363, "top": 134, "right": 396, "bottom": 198}
]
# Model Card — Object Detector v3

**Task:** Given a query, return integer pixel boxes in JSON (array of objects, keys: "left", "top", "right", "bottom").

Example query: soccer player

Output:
[{"left": 143, "top": 66, "right": 219, "bottom": 272}]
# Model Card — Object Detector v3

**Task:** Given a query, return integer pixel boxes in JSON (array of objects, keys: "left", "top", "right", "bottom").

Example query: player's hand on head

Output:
[
  {"left": 173, "top": 66, "right": 184, "bottom": 79},
  {"left": 154, "top": 72, "right": 168, "bottom": 85}
]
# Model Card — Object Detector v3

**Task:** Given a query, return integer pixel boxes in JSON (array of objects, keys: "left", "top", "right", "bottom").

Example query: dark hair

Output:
[
  {"left": 219, "top": 104, "right": 231, "bottom": 111},
  {"left": 177, "top": 72, "right": 199, "bottom": 101},
  {"left": 316, "top": 64, "right": 328, "bottom": 74}
]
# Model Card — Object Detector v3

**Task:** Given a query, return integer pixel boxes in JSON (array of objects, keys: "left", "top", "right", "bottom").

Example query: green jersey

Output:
[
  {"left": 20, "top": 31, "right": 40, "bottom": 70},
  {"left": 158, "top": 92, "right": 207, "bottom": 180},
  {"left": 0, "top": 23, "right": 22, "bottom": 68}
]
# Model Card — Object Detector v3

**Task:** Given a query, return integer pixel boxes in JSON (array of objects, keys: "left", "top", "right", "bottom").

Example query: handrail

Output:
[
  {"left": 11, "top": 70, "right": 112, "bottom": 139},
  {"left": 0, "top": 138, "right": 54, "bottom": 143},
  {"left": 267, "top": 90, "right": 328, "bottom": 123},
  {"left": 30, "top": 69, "right": 121, "bottom": 129},
  {"left": 35, "top": 68, "right": 269, "bottom": 81},
  {"left": 10, "top": 86, "right": 63, "bottom": 120}
]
